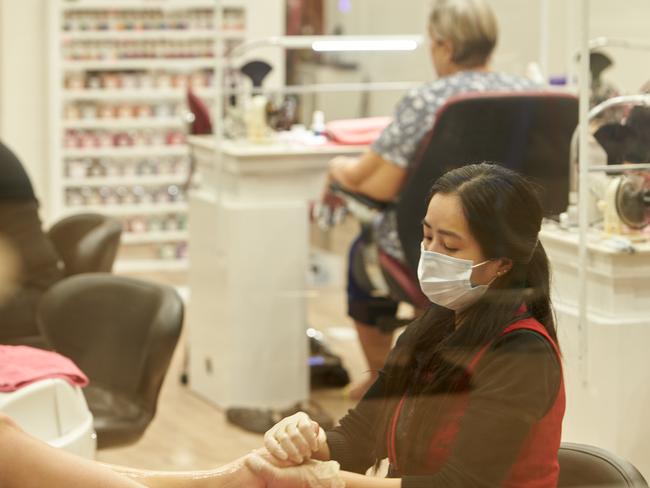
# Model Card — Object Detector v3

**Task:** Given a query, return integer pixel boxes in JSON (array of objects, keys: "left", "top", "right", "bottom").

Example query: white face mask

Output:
[{"left": 417, "top": 245, "right": 494, "bottom": 312}]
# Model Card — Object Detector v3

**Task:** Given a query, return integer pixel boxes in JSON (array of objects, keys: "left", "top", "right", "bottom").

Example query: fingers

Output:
[
  {"left": 245, "top": 453, "right": 278, "bottom": 482},
  {"left": 315, "top": 426, "right": 327, "bottom": 452},
  {"left": 292, "top": 414, "right": 319, "bottom": 455},
  {"left": 298, "top": 417, "right": 318, "bottom": 452},
  {"left": 263, "top": 426, "right": 303, "bottom": 464},
  {"left": 264, "top": 431, "right": 288, "bottom": 461},
  {"left": 278, "top": 427, "right": 305, "bottom": 464},
  {"left": 264, "top": 412, "right": 322, "bottom": 465},
  {"left": 288, "top": 422, "right": 312, "bottom": 459}
]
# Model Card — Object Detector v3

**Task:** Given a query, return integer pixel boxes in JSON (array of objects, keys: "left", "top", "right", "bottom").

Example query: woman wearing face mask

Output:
[
  {"left": 252, "top": 163, "right": 564, "bottom": 487},
  {"left": 325, "top": 0, "right": 541, "bottom": 399}
]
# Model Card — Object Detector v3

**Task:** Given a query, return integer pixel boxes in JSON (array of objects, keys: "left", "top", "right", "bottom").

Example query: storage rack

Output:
[{"left": 48, "top": 0, "right": 248, "bottom": 273}]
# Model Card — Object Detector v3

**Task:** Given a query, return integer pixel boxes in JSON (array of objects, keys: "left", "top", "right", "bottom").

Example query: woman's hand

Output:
[
  {"left": 263, "top": 412, "right": 328, "bottom": 464},
  {"left": 245, "top": 453, "right": 344, "bottom": 488}
]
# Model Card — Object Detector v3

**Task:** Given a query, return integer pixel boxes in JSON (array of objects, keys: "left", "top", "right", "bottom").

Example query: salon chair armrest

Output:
[{"left": 329, "top": 182, "right": 392, "bottom": 212}]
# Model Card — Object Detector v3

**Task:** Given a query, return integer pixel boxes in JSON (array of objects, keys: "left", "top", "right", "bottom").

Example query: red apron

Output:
[{"left": 387, "top": 316, "right": 565, "bottom": 487}]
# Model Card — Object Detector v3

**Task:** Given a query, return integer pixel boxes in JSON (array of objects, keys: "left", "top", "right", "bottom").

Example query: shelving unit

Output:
[
  {"left": 63, "top": 174, "right": 187, "bottom": 187},
  {"left": 64, "top": 203, "right": 189, "bottom": 216},
  {"left": 121, "top": 230, "right": 189, "bottom": 245},
  {"left": 62, "top": 88, "right": 215, "bottom": 101},
  {"left": 62, "top": 118, "right": 186, "bottom": 130},
  {"left": 48, "top": 0, "right": 249, "bottom": 273},
  {"left": 61, "top": 146, "right": 190, "bottom": 158}
]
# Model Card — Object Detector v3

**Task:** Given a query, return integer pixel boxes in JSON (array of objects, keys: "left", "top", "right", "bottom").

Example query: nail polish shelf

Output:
[
  {"left": 62, "top": 58, "right": 216, "bottom": 71},
  {"left": 62, "top": 118, "right": 185, "bottom": 130},
  {"left": 64, "top": 202, "right": 188, "bottom": 216},
  {"left": 114, "top": 259, "right": 189, "bottom": 273},
  {"left": 62, "top": 146, "right": 190, "bottom": 158},
  {"left": 122, "top": 231, "right": 189, "bottom": 244},
  {"left": 63, "top": 174, "right": 187, "bottom": 187},
  {"left": 63, "top": 88, "right": 214, "bottom": 102},
  {"left": 51, "top": 0, "right": 264, "bottom": 273}
]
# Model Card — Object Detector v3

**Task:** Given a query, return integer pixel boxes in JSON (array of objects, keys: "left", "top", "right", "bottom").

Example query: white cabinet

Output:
[
  {"left": 540, "top": 225, "right": 650, "bottom": 479},
  {"left": 186, "top": 136, "right": 363, "bottom": 408}
]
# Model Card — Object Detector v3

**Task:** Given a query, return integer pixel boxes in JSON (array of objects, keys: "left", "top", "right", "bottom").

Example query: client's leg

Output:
[
  {"left": 0, "top": 413, "right": 262, "bottom": 488},
  {"left": 346, "top": 238, "right": 399, "bottom": 400},
  {"left": 351, "top": 320, "right": 393, "bottom": 399}
]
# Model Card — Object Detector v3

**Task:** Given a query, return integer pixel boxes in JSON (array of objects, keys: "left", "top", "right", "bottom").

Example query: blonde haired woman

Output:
[{"left": 331, "top": 0, "right": 540, "bottom": 399}]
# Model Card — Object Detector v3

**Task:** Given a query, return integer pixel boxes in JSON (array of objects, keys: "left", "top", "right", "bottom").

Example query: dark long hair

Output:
[{"left": 373, "top": 163, "right": 557, "bottom": 473}]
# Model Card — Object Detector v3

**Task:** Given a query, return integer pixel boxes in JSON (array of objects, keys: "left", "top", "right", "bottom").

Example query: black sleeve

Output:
[
  {"left": 326, "top": 372, "right": 386, "bottom": 473},
  {"left": 325, "top": 316, "right": 424, "bottom": 473},
  {"left": 402, "top": 329, "right": 561, "bottom": 488}
]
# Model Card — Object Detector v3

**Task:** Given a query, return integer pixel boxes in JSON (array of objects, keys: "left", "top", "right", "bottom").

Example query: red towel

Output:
[
  {"left": 325, "top": 116, "right": 392, "bottom": 145},
  {"left": 0, "top": 345, "right": 88, "bottom": 392}
]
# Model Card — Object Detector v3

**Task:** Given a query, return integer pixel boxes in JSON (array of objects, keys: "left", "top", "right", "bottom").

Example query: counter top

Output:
[
  {"left": 188, "top": 135, "right": 367, "bottom": 158},
  {"left": 540, "top": 223, "right": 650, "bottom": 255}
]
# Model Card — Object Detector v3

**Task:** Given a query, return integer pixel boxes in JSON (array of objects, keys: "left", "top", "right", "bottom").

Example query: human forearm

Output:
[
  {"left": 328, "top": 151, "right": 391, "bottom": 192},
  {"left": 106, "top": 456, "right": 261, "bottom": 488},
  {"left": 324, "top": 376, "right": 388, "bottom": 473},
  {"left": 340, "top": 470, "right": 401, "bottom": 488},
  {"left": 0, "top": 413, "right": 259, "bottom": 488},
  {"left": 327, "top": 152, "right": 405, "bottom": 201},
  {"left": 329, "top": 156, "right": 365, "bottom": 191},
  {"left": 0, "top": 413, "right": 143, "bottom": 488}
]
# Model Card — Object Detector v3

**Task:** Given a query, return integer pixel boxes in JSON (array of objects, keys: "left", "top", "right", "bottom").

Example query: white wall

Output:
[
  {"left": 0, "top": 0, "right": 49, "bottom": 215},
  {"left": 314, "top": 0, "right": 649, "bottom": 120},
  {"left": 586, "top": 0, "right": 650, "bottom": 94},
  {"left": 315, "top": 0, "right": 549, "bottom": 119}
]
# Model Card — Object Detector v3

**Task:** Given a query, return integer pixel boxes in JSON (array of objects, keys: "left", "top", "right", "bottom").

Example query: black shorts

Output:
[{"left": 346, "top": 236, "right": 402, "bottom": 333}]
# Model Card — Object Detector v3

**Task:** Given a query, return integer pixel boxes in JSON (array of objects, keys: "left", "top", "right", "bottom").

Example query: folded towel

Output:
[
  {"left": 0, "top": 345, "right": 88, "bottom": 392},
  {"left": 325, "top": 116, "right": 391, "bottom": 145}
]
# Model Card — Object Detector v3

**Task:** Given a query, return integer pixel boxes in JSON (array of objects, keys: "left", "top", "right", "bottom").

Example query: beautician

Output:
[{"left": 252, "top": 163, "right": 565, "bottom": 487}]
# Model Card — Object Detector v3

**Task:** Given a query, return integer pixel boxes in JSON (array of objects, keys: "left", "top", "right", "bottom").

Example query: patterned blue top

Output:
[{"left": 370, "top": 71, "right": 539, "bottom": 262}]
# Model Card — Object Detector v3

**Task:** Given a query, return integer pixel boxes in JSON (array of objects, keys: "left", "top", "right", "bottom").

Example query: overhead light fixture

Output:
[
  {"left": 311, "top": 37, "right": 421, "bottom": 52},
  {"left": 230, "top": 35, "right": 423, "bottom": 56}
]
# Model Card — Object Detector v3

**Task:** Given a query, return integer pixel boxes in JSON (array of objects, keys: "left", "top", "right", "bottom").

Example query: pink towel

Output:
[
  {"left": 325, "top": 116, "right": 392, "bottom": 145},
  {"left": 0, "top": 345, "right": 88, "bottom": 392}
]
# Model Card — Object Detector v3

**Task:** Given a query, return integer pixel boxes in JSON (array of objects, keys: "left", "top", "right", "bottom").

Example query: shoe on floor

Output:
[{"left": 226, "top": 400, "right": 334, "bottom": 434}]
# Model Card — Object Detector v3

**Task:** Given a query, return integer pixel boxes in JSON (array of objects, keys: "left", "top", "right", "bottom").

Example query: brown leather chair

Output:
[
  {"left": 36, "top": 273, "right": 184, "bottom": 448},
  {"left": 558, "top": 443, "right": 648, "bottom": 487},
  {"left": 47, "top": 213, "right": 122, "bottom": 276}
]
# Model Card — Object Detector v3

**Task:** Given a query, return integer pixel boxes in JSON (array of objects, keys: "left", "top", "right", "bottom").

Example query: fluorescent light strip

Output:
[{"left": 311, "top": 39, "right": 420, "bottom": 52}]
